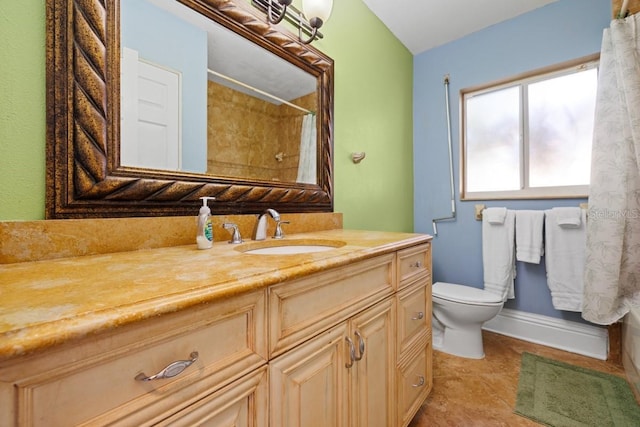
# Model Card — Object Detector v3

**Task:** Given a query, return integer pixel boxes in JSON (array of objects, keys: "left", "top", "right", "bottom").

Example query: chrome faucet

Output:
[{"left": 253, "top": 209, "right": 287, "bottom": 240}]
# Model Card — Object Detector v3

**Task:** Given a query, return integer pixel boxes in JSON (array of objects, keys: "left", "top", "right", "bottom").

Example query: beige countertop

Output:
[{"left": 0, "top": 229, "right": 430, "bottom": 362}]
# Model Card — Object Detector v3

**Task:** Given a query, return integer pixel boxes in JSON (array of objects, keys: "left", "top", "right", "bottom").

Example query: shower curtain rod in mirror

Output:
[{"left": 207, "top": 69, "right": 315, "bottom": 115}]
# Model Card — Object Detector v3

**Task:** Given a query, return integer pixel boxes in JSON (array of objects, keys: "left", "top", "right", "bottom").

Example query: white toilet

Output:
[{"left": 432, "top": 282, "right": 505, "bottom": 359}]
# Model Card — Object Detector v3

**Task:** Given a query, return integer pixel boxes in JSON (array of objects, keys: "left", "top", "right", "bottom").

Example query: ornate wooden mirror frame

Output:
[{"left": 46, "top": 0, "right": 334, "bottom": 218}]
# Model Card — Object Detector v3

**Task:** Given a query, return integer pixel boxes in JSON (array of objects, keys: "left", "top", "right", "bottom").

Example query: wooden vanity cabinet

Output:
[
  {"left": 0, "top": 239, "right": 432, "bottom": 426},
  {"left": 268, "top": 254, "right": 397, "bottom": 427},
  {"left": 0, "top": 289, "right": 268, "bottom": 427},
  {"left": 269, "top": 243, "right": 433, "bottom": 427},
  {"left": 396, "top": 243, "right": 433, "bottom": 427},
  {"left": 270, "top": 297, "right": 396, "bottom": 427}
]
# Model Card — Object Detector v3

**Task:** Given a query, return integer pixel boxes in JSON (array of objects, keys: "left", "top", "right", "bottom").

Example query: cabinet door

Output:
[
  {"left": 270, "top": 323, "right": 349, "bottom": 427},
  {"left": 349, "top": 298, "right": 396, "bottom": 427}
]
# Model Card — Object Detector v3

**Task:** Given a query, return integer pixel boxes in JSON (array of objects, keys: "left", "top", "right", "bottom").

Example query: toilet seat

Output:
[{"left": 433, "top": 282, "right": 504, "bottom": 306}]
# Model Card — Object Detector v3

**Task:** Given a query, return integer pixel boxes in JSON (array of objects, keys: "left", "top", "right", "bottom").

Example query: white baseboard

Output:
[{"left": 482, "top": 308, "right": 608, "bottom": 360}]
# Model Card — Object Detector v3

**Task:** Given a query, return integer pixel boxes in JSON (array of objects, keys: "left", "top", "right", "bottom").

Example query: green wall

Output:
[
  {"left": 0, "top": 1, "right": 47, "bottom": 221},
  {"left": 315, "top": 0, "right": 414, "bottom": 231},
  {"left": 0, "top": 1, "right": 414, "bottom": 232}
]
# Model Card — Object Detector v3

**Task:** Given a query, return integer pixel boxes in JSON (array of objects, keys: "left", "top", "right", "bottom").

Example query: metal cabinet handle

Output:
[
  {"left": 410, "top": 261, "right": 423, "bottom": 268},
  {"left": 354, "top": 331, "right": 365, "bottom": 361},
  {"left": 412, "top": 311, "right": 425, "bottom": 320},
  {"left": 345, "top": 337, "right": 356, "bottom": 368},
  {"left": 412, "top": 375, "right": 425, "bottom": 387},
  {"left": 135, "top": 351, "right": 199, "bottom": 382}
]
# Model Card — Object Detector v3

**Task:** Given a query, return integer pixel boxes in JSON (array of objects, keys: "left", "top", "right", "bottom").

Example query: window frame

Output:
[{"left": 460, "top": 53, "right": 599, "bottom": 201}]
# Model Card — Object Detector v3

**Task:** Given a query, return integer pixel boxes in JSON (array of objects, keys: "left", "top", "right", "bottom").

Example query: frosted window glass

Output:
[
  {"left": 528, "top": 69, "right": 596, "bottom": 187},
  {"left": 466, "top": 86, "right": 520, "bottom": 192}
]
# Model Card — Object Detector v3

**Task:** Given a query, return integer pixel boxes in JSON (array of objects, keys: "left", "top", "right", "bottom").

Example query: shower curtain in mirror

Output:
[
  {"left": 296, "top": 113, "right": 316, "bottom": 184},
  {"left": 582, "top": 13, "right": 640, "bottom": 325}
]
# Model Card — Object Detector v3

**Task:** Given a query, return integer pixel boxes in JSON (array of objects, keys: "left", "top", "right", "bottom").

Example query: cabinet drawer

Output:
[
  {"left": 156, "top": 366, "right": 268, "bottom": 427},
  {"left": 397, "top": 277, "right": 431, "bottom": 359},
  {"left": 397, "top": 336, "right": 432, "bottom": 427},
  {"left": 397, "top": 243, "right": 431, "bottom": 287},
  {"left": 269, "top": 254, "right": 395, "bottom": 358},
  {"left": 3, "top": 290, "right": 267, "bottom": 427}
]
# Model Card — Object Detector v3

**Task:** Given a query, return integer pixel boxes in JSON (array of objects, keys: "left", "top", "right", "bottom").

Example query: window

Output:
[{"left": 461, "top": 54, "right": 599, "bottom": 200}]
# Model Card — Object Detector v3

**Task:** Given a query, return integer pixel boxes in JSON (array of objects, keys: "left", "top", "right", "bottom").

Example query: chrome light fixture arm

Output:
[
  {"left": 299, "top": 17, "right": 323, "bottom": 45},
  {"left": 267, "top": 0, "right": 291, "bottom": 24},
  {"left": 252, "top": 0, "right": 327, "bottom": 44}
]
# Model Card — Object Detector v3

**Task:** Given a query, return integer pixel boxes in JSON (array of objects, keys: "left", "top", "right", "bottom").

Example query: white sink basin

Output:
[{"left": 235, "top": 239, "right": 345, "bottom": 255}]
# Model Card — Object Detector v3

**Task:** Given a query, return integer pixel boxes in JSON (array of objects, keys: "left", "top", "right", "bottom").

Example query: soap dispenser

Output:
[{"left": 197, "top": 197, "right": 215, "bottom": 249}]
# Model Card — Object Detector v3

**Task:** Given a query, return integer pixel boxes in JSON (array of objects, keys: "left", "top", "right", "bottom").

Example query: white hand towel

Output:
[
  {"left": 484, "top": 207, "right": 507, "bottom": 224},
  {"left": 515, "top": 210, "right": 545, "bottom": 264},
  {"left": 482, "top": 209, "right": 516, "bottom": 301},
  {"left": 544, "top": 209, "right": 587, "bottom": 311},
  {"left": 553, "top": 207, "right": 582, "bottom": 227}
]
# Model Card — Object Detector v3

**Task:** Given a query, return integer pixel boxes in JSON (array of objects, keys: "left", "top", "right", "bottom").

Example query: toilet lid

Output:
[{"left": 433, "top": 282, "right": 504, "bottom": 304}]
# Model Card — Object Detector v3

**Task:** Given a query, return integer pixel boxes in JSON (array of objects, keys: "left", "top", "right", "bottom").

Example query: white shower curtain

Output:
[
  {"left": 582, "top": 14, "right": 640, "bottom": 325},
  {"left": 296, "top": 113, "right": 316, "bottom": 184}
]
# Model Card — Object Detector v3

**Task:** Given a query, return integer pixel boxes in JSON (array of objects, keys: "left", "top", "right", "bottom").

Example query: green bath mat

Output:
[{"left": 515, "top": 352, "right": 640, "bottom": 426}]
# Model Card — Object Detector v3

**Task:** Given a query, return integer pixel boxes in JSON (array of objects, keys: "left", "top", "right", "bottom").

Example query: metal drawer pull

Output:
[
  {"left": 345, "top": 337, "right": 356, "bottom": 368},
  {"left": 410, "top": 261, "right": 423, "bottom": 268},
  {"left": 412, "top": 311, "right": 425, "bottom": 320},
  {"left": 412, "top": 375, "right": 425, "bottom": 387},
  {"left": 354, "top": 331, "right": 365, "bottom": 361},
  {"left": 135, "top": 351, "right": 199, "bottom": 381}
]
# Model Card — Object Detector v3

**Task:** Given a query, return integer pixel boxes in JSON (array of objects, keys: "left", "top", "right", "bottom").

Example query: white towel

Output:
[
  {"left": 544, "top": 208, "right": 587, "bottom": 311},
  {"left": 484, "top": 207, "right": 507, "bottom": 224},
  {"left": 482, "top": 209, "right": 516, "bottom": 301},
  {"left": 515, "top": 210, "right": 545, "bottom": 264},
  {"left": 553, "top": 207, "right": 582, "bottom": 227}
]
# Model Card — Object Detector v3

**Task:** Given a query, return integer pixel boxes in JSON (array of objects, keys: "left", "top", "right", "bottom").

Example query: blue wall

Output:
[
  {"left": 413, "top": 0, "right": 610, "bottom": 324},
  {"left": 121, "top": 0, "right": 207, "bottom": 173}
]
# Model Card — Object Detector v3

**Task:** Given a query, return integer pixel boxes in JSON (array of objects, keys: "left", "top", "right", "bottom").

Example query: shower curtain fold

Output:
[
  {"left": 582, "top": 14, "right": 640, "bottom": 325},
  {"left": 296, "top": 113, "right": 316, "bottom": 184}
]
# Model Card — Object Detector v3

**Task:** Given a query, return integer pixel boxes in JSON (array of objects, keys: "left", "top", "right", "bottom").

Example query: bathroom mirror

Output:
[{"left": 46, "top": 0, "right": 334, "bottom": 218}]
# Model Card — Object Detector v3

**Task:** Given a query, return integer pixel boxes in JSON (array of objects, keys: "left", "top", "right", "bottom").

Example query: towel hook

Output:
[{"left": 351, "top": 152, "right": 366, "bottom": 164}]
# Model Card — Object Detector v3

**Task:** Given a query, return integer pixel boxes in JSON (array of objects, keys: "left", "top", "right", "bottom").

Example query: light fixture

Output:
[{"left": 252, "top": 0, "right": 333, "bottom": 44}]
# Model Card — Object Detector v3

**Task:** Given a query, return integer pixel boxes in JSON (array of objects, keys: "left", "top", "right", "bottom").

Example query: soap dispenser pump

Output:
[{"left": 197, "top": 197, "right": 215, "bottom": 249}]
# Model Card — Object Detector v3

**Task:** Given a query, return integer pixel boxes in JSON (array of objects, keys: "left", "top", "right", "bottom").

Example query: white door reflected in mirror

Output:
[{"left": 121, "top": 47, "right": 182, "bottom": 171}]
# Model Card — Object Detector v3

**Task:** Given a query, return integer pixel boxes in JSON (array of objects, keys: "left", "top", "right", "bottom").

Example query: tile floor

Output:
[{"left": 408, "top": 331, "right": 628, "bottom": 426}]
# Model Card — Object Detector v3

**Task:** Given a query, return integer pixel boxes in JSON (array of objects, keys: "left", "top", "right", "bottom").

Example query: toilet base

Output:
[
  {"left": 434, "top": 322, "right": 486, "bottom": 359},
  {"left": 431, "top": 282, "right": 505, "bottom": 359}
]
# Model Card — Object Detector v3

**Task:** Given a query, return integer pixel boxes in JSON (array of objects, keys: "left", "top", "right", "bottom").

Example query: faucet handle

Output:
[
  {"left": 273, "top": 220, "right": 290, "bottom": 239},
  {"left": 222, "top": 223, "right": 243, "bottom": 244}
]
